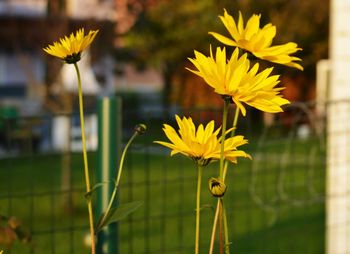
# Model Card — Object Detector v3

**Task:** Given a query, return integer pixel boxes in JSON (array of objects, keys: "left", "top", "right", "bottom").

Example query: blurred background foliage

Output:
[{"left": 118, "top": 0, "right": 329, "bottom": 107}]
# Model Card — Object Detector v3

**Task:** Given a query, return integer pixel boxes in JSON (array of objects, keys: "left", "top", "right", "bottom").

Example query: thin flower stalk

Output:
[
  {"left": 210, "top": 105, "right": 241, "bottom": 254},
  {"left": 219, "top": 98, "right": 230, "bottom": 178},
  {"left": 98, "top": 128, "right": 141, "bottom": 230},
  {"left": 74, "top": 63, "right": 96, "bottom": 254},
  {"left": 219, "top": 99, "right": 231, "bottom": 254},
  {"left": 209, "top": 98, "right": 230, "bottom": 254},
  {"left": 222, "top": 199, "right": 230, "bottom": 254},
  {"left": 209, "top": 201, "right": 221, "bottom": 254},
  {"left": 223, "top": 106, "right": 240, "bottom": 180},
  {"left": 219, "top": 201, "right": 224, "bottom": 254},
  {"left": 195, "top": 164, "right": 203, "bottom": 254},
  {"left": 223, "top": 106, "right": 241, "bottom": 254}
]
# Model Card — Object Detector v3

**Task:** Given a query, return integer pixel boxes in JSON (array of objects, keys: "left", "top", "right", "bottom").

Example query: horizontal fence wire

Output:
[{"left": 0, "top": 100, "right": 331, "bottom": 253}]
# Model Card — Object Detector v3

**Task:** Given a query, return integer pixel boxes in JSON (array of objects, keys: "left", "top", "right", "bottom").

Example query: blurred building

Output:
[
  {"left": 0, "top": 0, "right": 163, "bottom": 151},
  {"left": 0, "top": 0, "right": 114, "bottom": 114},
  {"left": 0, "top": 0, "right": 163, "bottom": 113}
]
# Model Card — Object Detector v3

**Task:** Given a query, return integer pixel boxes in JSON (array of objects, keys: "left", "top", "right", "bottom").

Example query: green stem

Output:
[
  {"left": 219, "top": 200, "right": 223, "bottom": 254},
  {"left": 223, "top": 106, "right": 240, "bottom": 181},
  {"left": 222, "top": 106, "right": 240, "bottom": 254},
  {"left": 195, "top": 164, "right": 203, "bottom": 254},
  {"left": 211, "top": 105, "right": 240, "bottom": 254},
  {"left": 209, "top": 98, "right": 230, "bottom": 254},
  {"left": 219, "top": 97, "right": 230, "bottom": 254},
  {"left": 219, "top": 99, "right": 230, "bottom": 179},
  {"left": 99, "top": 131, "right": 139, "bottom": 227},
  {"left": 222, "top": 199, "right": 230, "bottom": 254},
  {"left": 74, "top": 62, "right": 96, "bottom": 254},
  {"left": 209, "top": 200, "right": 221, "bottom": 254}
]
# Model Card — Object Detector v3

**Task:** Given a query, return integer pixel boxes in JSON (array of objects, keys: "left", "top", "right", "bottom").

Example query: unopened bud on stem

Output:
[
  {"left": 135, "top": 124, "right": 147, "bottom": 135},
  {"left": 208, "top": 177, "right": 227, "bottom": 197}
]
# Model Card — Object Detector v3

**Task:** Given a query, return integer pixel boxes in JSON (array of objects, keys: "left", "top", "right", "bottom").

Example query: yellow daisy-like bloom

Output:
[
  {"left": 209, "top": 10, "right": 303, "bottom": 70},
  {"left": 154, "top": 115, "right": 250, "bottom": 166},
  {"left": 43, "top": 28, "right": 98, "bottom": 64},
  {"left": 187, "top": 46, "right": 290, "bottom": 116}
]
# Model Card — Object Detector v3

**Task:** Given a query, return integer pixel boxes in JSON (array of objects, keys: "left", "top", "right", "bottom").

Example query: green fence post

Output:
[{"left": 96, "top": 96, "right": 122, "bottom": 254}]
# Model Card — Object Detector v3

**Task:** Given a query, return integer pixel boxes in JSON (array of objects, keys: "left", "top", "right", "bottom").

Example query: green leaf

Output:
[
  {"left": 84, "top": 181, "right": 114, "bottom": 200},
  {"left": 96, "top": 201, "right": 143, "bottom": 232}
]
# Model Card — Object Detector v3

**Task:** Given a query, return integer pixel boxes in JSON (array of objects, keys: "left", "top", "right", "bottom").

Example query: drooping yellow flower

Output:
[
  {"left": 154, "top": 115, "right": 250, "bottom": 166},
  {"left": 209, "top": 10, "right": 303, "bottom": 70},
  {"left": 43, "top": 28, "right": 98, "bottom": 64},
  {"left": 187, "top": 46, "right": 290, "bottom": 116}
]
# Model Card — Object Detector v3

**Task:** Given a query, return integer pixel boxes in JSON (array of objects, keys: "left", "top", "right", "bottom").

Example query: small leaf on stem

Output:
[
  {"left": 96, "top": 201, "right": 143, "bottom": 232},
  {"left": 84, "top": 181, "right": 114, "bottom": 200}
]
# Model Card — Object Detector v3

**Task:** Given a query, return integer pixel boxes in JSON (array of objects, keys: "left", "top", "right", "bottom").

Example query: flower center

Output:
[{"left": 64, "top": 52, "right": 82, "bottom": 64}]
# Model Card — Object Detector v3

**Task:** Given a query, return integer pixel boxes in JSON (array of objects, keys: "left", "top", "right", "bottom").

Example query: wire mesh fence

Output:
[{"left": 0, "top": 101, "right": 327, "bottom": 253}]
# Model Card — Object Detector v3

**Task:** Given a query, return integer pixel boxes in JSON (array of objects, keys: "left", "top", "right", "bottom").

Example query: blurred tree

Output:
[
  {"left": 120, "top": 0, "right": 222, "bottom": 107},
  {"left": 47, "top": 0, "right": 67, "bottom": 16},
  {"left": 121, "top": 0, "right": 329, "bottom": 106}
]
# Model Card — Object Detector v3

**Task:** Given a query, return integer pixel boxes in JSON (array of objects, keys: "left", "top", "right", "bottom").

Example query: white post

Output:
[
  {"left": 327, "top": 0, "right": 350, "bottom": 253},
  {"left": 316, "top": 59, "right": 330, "bottom": 116},
  {"left": 52, "top": 116, "right": 70, "bottom": 151}
]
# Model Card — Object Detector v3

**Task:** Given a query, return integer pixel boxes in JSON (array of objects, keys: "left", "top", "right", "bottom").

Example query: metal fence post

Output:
[{"left": 96, "top": 96, "right": 122, "bottom": 254}]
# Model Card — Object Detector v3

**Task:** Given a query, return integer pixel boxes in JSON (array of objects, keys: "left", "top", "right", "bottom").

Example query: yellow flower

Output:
[
  {"left": 154, "top": 115, "right": 250, "bottom": 166},
  {"left": 209, "top": 10, "right": 303, "bottom": 70},
  {"left": 187, "top": 46, "right": 290, "bottom": 116},
  {"left": 43, "top": 28, "right": 98, "bottom": 64}
]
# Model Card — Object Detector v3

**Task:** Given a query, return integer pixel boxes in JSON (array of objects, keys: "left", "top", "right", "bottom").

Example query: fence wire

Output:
[{"left": 0, "top": 101, "right": 328, "bottom": 254}]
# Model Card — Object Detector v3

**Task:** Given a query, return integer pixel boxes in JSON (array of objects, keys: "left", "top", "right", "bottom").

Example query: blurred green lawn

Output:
[{"left": 0, "top": 136, "right": 325, "bottom": 253}]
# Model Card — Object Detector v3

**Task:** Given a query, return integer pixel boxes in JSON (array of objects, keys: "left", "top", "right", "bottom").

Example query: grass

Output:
[{"left": 0, "top": 134, "right": 326, "bottom": 254}]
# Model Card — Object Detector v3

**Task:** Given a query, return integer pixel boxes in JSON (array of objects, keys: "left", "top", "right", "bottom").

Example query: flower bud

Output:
[
  {"left": 208, "top": 177, "right": 227, "bottom": 197},
  {"left": 135, "top": 124, "right": 147, "bottom": 135}
]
